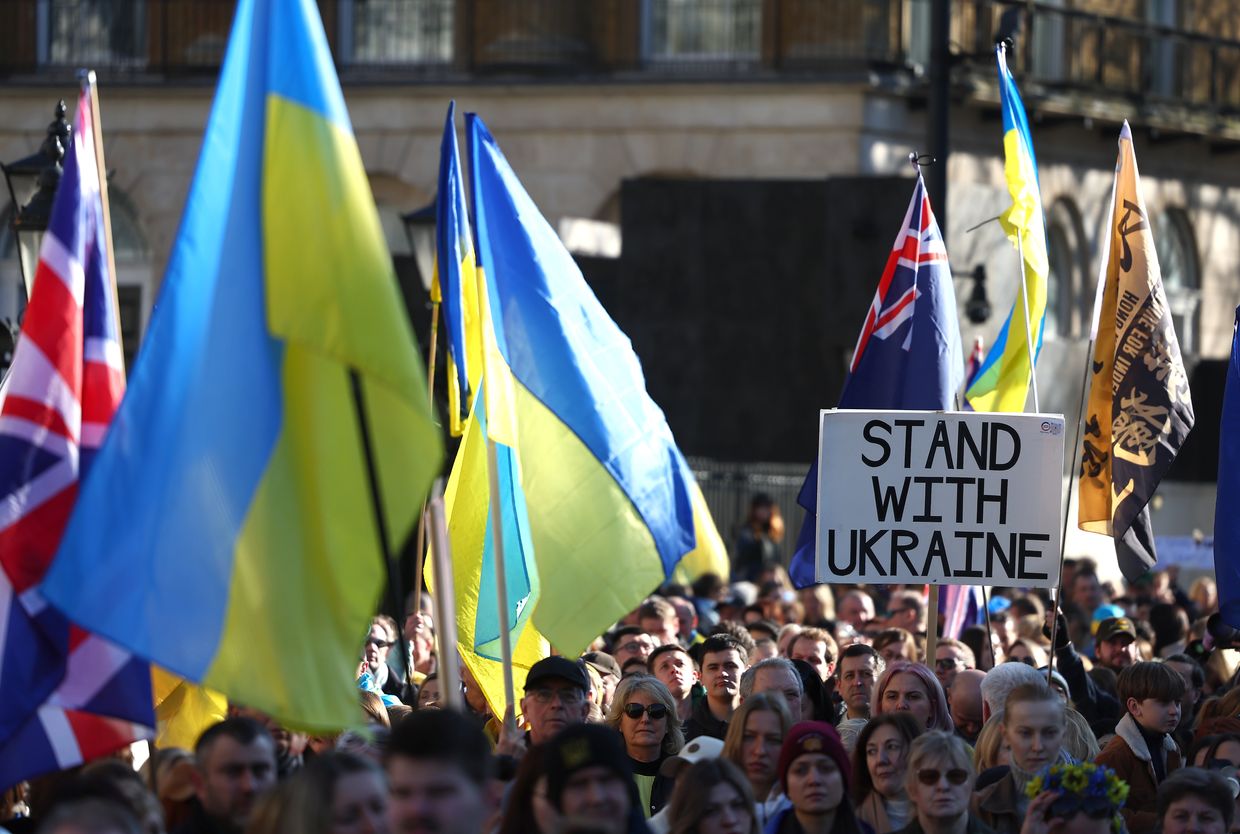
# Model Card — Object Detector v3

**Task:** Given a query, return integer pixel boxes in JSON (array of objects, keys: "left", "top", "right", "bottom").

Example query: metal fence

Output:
[{"left": 689, "top": 457, "right": 809, "bottom": 570}]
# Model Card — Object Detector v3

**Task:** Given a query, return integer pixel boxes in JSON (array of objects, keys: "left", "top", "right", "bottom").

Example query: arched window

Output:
[
  {"left": 1154, "top": 207, "right": 1200, "bottom": 357},
  {"left": 1044, "top": 198, "right": 1088, "bottom": 339}
]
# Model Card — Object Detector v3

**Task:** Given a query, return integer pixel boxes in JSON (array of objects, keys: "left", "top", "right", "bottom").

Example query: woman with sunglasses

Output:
[
  {"left": 972, "top": 683, "right": 1070, "bottom": 834},
  {"left": 764, "top": 721, "right": 870, "bottom": 834},
  {"left": 853, "top": 713, "right": 924, "bottom": 833},
  {"left": 605, "top": 674, "right": 684, "bottom": 817},
  {"left": 873, "top": 662, "right": 954, "bottom": 734},
  {"left": 898, "top": 731, "right": 995, "bottom": 834}
]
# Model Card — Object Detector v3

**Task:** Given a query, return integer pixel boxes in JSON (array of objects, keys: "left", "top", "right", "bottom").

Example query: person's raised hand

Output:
[{"left": 1020, "top": 791, "right": 1065, "bottom": 834}]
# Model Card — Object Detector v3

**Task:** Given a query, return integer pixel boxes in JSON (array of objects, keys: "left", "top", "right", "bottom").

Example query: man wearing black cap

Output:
[
  {"left": 1095, "top": 616, "right": 1141, "bottom": 672},
  {"left": 520, "top": 656, "right": 591, "bottom": 748},
  {"left": 1046, "top": 607, "right": 1122, "bottom": 727},
  {"left": 544, "top": 723, "right": 652, "bottom": 834}
]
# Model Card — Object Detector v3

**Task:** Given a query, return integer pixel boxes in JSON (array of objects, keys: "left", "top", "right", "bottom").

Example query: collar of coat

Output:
[{"left": 1116, "top": 712, "right": 1178, "bottom": 762}]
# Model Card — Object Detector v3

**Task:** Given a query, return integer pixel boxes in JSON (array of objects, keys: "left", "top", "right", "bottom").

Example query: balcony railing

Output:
[{"left": 3, "top": 0, "right": 1240, "bottom": 117}]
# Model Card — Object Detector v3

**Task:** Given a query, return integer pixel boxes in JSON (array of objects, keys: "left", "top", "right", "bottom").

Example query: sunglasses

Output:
[
  {"left": 365, "top": 637, "right": 394, "bottom": 648},
  {"left": 917, "top": 768, "right": 968, "bottom": 786},
  {"left": 624, "top": 702, "right": 669, "bottom": 720},
  {"left": 1048, "top": 794, "right": 1114, "bottom": 821}
]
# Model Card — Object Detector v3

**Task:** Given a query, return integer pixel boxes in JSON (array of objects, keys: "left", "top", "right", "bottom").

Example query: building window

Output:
[
  {"left": 341, "top": 0, "right": 453, "bottom": 65},
  {"left": 645, "top": 0, "right": 760, "bottom": 63},
  {"left": 1154, "top": 207, "right": 1200, "bottom": 357},
  {"left": 44, "top": 0, "right": 146, "bottom": 67}
]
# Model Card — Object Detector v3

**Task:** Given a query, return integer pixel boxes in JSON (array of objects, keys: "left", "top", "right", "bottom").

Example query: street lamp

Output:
[
  {"left": 965, "top": 265, "right": 992, "bottom": 324},
  {"left": 2, "top": 100, "right": 71, "bottom": 301},
  {"left": 401, "top": 198, "right": 436, "bottom": 293}
]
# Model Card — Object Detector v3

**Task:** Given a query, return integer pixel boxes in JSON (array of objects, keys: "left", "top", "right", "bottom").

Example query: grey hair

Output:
[
  {"left": 739, "top": 657, "right": 803, "bottom": 701},
  {"left": 605, "top": 674, "right": 685, "bottom": 757},
  {"left": 979, "top": 661, "right": 1045, "bottom": 718}
]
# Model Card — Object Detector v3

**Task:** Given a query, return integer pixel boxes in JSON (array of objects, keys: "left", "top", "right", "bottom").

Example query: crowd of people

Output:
[{"left": 4, "top": 498, "right": 1239, "bottom": 834}]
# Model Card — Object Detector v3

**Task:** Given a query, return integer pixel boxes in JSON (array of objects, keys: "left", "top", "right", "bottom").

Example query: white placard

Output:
[{"left": 815, "top": 410, "right": 1065, "bottom": 588}]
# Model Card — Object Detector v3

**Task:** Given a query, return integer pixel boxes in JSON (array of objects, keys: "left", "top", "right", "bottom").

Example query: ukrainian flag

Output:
[
  {"left": 467, "top": 115, "right": 726, "bottom": 655},
  {"left": 965, "top": 44, "right": 1048, "bottom": 413},
  {"left": 41, "top": 0, "right": 441, "bottom": 731},
  {"left": 434, "top": 102, "right": 482, "bottom": 437}
]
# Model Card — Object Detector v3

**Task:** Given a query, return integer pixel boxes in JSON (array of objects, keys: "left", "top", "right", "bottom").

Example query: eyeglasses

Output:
[
  {"left": 623, "top": 702, "right": 669, "bottom": 720},
  {"left": 616, "top": 641, "right": 646, "bottom": 654},
  {"left": 528, "top": 688, "right": 585, "bottom": 705},
  {"left": 916, "top": 768, "right": 969, "bottom": 786},
  {"left": 365, "top": 637, "right": 394, "bottom": 649},
  {"left": 935, "top": 658, "right": 961, "bottom": 670}
]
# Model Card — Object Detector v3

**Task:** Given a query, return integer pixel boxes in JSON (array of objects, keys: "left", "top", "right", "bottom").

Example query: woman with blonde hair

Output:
[
  {"left": 972, "top": 716, "right": 1009, "bottom": 773},
  {"left": 722, "top": 691, "right": 794, "bottom": 827},
  {"left": 605, "top": 674, "right": 684, "bottom": 817}
]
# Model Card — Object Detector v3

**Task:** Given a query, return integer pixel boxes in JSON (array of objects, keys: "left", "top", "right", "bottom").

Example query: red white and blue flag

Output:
[
  {"left": 0, "top": 82, "right": 152, "bottom": 788},
  {"left": 789, "top": 172, "right": 964, "bottom": 586}
]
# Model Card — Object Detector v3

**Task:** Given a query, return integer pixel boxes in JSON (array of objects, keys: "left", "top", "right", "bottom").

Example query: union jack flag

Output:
[
  {"left": 789, "top": 171, "right": 964, "bottom": 587},
  {"left": 0, "top": 81, "right": 152, "bottom": 788}
]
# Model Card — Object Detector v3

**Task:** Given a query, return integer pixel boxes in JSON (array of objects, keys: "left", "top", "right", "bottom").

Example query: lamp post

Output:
[{"left": 2, "top": 100, "right": 71, "bottom": 302}]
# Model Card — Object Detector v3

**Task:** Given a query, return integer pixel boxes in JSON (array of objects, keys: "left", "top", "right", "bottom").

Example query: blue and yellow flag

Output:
[
  {"left": 434, "top": 101, "right": 482, "bottom": 437},
  {"left": 467, "top": 115, "right": 726, "bottom": 655},
  {"left": 965, "top": 44, "right": 1048, "bottom": 413},
  {"left": 42, "top": 0, "right": 442, "bottom": 732}
]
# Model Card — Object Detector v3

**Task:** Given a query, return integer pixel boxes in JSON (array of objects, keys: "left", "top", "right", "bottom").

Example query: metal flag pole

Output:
[
  {"left": 485, "top": 437, "right": 518, "bottom": 735},
  {"left": 427, "top": 480, "right": 462, "bottom": 711},
  {"left": 1047, "top": 169, "right": 1119, "bottom": 678}
]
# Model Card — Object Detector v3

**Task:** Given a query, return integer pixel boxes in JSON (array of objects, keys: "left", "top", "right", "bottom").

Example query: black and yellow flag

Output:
[{"left": 1079, "top": 122, "right": 1195, "bottom": 582}]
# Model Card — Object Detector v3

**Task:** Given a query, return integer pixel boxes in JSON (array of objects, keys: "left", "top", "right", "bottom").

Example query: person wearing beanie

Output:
[
  {"left": 544, "top": 723, "right": 653, "bottom": 834},
  {"left": 763, "top": 721, "right": 871, "bottom": 834}
]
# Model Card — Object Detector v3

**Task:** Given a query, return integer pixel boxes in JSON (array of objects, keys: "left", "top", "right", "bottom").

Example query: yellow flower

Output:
[
  {"left": 1026, "top": 776, "right": 1044, "bottom": 799},
  {"left": 1062, "top": 770, "right": 1088, "bottom": 792}
]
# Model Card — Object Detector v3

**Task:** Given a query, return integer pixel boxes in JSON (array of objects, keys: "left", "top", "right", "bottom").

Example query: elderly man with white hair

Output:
[{"left": 978, "top": 660, "right": 1046, "bottom": 722}]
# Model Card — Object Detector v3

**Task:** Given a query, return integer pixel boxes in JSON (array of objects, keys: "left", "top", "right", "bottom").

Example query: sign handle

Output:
[{"left": 925, "top": 584, "right": 940, "bottom": 673}]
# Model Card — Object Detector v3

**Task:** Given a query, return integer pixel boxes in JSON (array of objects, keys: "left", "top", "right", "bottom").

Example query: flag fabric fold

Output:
[
  {"left": 41, "top": 0, "right": 442, "bottom": 732},
  {"left": 789, "top": 171, "right": 964, "bottom": 587},
  {"left": 1078, "top": 122, "right": 1193, "bottom": 583},
  {"left": 466, "top": 114, "right": 727, "bottom": 655},
  {"left": 1215, "top": 307, "right": 1240, "bottom": 628},
  {"left": 0, "top": 82, "right": 153, "bottom": 788},
  {"left": 435, "top": 101, "right": 482, "bottom": 437},
  {"left": 965, "top": 44, "right": 1048, "bottom": 413}
]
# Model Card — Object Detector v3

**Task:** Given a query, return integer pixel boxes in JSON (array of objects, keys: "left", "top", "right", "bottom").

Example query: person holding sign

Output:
[{"left": 873, "top": 662, "right": 954, "bottom": 733}]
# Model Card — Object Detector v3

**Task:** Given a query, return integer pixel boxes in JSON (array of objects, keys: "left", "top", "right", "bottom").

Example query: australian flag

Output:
[
  {"left": 0, "top": 83, "right": 152, "bottom": 788},
  {"left": 789, "top": 172, "right": 965, "bottom": 587}
]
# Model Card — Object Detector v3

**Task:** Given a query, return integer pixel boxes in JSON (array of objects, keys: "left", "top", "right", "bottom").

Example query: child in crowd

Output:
[{"left": 1095, "top": 661, "right": 1186, "bottom": 834}]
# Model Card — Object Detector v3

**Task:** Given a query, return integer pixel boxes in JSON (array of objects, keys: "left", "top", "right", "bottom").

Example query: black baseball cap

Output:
[{"left": 524, "top": 656, "right": 588, "bottom": 692}]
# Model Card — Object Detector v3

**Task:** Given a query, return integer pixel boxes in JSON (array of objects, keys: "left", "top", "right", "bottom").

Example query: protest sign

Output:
[{"left": 815, "top": 410, "right": 1065, "bottom": 588}]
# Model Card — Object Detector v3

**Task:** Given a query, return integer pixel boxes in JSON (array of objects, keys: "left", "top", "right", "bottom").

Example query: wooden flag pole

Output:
[
  {"left": 427, "top": 480, "right": 462, "bottom": 712},
  {"left": 926, "top": 585, "right": 940, "bottom": 671},
  {"left": 83, "top": 71, "right": 124, "bottom": 353},
  {"left": 409, "top": 300, "right": 440, "bottom": 679},
  {"left": 485, "top": 437, "right": 517, "bottom": 733},
  {"left": 981, "top": 586, "right": 997, "bottom": 668}
]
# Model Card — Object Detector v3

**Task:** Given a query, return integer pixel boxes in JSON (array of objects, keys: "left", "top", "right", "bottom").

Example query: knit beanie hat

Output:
[{"left": 776, "top": 721, "right": 851, "bottom": 793}]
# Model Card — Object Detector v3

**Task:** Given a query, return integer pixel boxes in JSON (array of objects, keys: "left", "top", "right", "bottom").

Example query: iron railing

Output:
[{"left": 690, "top": 457, "right": 809, "bottom": 569}]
